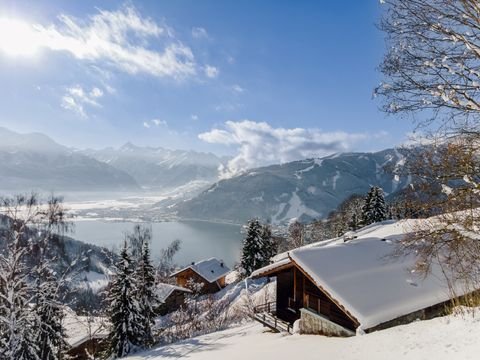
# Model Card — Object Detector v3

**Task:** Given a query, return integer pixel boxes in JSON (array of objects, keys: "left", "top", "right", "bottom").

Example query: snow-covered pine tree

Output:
[
  {"left": 135, "top": 240, "right": 157, "bottom": 348},
  {"left": 106, "top": 241, "right": 142, "bottom": 358},
  {"left": 349, "top": 213, "right": 360, "bottom": 231},
  {"left": 240, "top": 219, "right": 272, "bottom": 276},
  {"left": 260, "top": 223, "right": 277, "bottom": 266},
  {"left": 361, "top": 187, "right": 375, "bottom": 226},
  {"left": 361, "top": 186, "right": 388, "bottom": 226},
  {"left": 372, "top": 187, "right": 388, "bottom": 223},
  {"left": 32, "top": 266, "right": 67, "bottom": 360}
]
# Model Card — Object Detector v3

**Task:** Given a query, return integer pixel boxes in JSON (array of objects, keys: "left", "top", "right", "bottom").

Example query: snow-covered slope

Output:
[
  {"left": 174, "top": 148, "right": 410, "bottom": 224},
  {"left": 126, "top": 310, "right": 480, "bottom": 360},
  {"left": 83, "top": 142, "right": 227, "bottom": 189},
  {"left": 0, "top": 127, "right": 139, "bottom": 192}
]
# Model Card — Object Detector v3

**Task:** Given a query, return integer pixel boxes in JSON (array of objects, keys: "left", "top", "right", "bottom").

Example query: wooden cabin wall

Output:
[
  {"left": 276, "top": 268, "right": 293, "bottom": 310},
  {"left": 302, "top": 274, "right": 357, "bottom": 331},
  {"left": 294, "top": 267, "right": 304, "bottom": 308},
  {"left": 67, "top": 338, "right": 108, "bottom": 360},
  {"left": 217, "top": 276, "right": 226, "bottom": 288},
  {"left": 175, "top": 269, "right": 221, "bottom": 294},
  {"left": 156, "top": 290, "right": 187, "bottom": 316}
]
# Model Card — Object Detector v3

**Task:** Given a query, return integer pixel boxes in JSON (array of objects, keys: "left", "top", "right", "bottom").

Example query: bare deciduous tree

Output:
[
  {"left": 0, "top": 193, "right": 72, "bottom": 359},
  {"left": 378, "top": 1, "right": 480, "bottom": 301},
  {"left": 393, "top": 139, "right": 480, "bottom": 289},
  {"left": 376, "top": 0, "right": 480, "bottom": 136},
  {"left": 156, "top": 239, "right": 181, "bottom": 284}
]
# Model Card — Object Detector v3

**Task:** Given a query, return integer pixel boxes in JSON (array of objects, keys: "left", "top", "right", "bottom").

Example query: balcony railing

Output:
[
  {"left": 305, "top": 293, "right": 331, "bottom": 317},
  {"left": 252, "top": 301, "right": 292, "bottom": 334},
  {"left": 253, "top": 301, "right": 276, "bottom": 315}
]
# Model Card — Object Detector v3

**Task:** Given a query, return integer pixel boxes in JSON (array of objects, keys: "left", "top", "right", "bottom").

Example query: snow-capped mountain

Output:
[
  {"left": 174, "top": 148, "right": 410, "bottom": 224},
  {"left": 0, "top": 127, "right": 139, "bottom": 192},
  {"left": 83, "top": 142, "right": 227, "bottom": 189}
]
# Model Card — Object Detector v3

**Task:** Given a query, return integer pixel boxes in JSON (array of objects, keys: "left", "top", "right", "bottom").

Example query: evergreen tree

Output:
[
  {"left": 349, "top": 213, "right": 360, "bottom": 231},
  {"left": 107, "top": 242, "right": 142, "bottom": 358},
  {"left": 240, "top": 219, "right": 275, "bottom": 276},
  {"left": 361, "top": 186, "right": 388, "bottom": 226},
  {"left": 32, "top": 267, "right": 67, "bottom": 360},
  {"left": 259, "top": 223, "right": 277, "bottom": 265},
  {"left": 135, "top": 241, "right": 157, "bottom": 348}
]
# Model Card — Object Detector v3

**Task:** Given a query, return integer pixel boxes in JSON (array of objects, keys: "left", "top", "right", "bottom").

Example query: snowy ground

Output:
[{"left": 127, "top": 310, "right": 480, "bottom": 360}]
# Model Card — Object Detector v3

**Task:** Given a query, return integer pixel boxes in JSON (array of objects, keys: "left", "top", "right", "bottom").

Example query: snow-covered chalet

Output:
[
  {"left": 251, "top": 220, "right": 476, "bottom": 336},
  {"left": 171, "top": 257, "right": 231, "bottom": 294}
]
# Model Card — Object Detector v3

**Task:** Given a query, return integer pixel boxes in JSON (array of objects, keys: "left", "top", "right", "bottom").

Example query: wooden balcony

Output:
[{"left": 305, "top": 293, "right": 330, "bottom": 315}]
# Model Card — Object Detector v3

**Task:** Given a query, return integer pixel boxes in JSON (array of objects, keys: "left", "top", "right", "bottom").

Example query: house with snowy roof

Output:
[
  {"left": 155, "top": 283, "right": 191, "bottom": 315},
  {"left": 171, "top": 257, "right": 231, "bottom": 294},
  {"left": 251, "top": 220, "right": 474, "bottom": 336},
  {"left": 63, "top": 308, "right": 109, "bottom": 360}
]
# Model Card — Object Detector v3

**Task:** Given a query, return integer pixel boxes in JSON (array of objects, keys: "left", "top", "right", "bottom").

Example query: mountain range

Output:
[
  {"left": 82, "top": 142, "right": 226, "bottom": 190},
  {"left": 0, "top": 127, "right": 225, "bottom": 192},
  {"left": 0, "top": 127, "right": 138, "bottom": 192},
  {"left": 172, "top": 148, "right": 411, "bottom": 224},
  {"left": 0, "top": 127, "right": 414, "bottom": 225}
]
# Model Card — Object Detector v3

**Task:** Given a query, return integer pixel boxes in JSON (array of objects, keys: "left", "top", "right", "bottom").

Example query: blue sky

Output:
[{"left": 0, "top": 1, "right": 413, "bottom": 171}]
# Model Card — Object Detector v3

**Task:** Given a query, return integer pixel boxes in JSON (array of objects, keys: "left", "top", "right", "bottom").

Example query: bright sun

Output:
[{"left": 0, "top": 18, "right": 42, "bottom": 57}]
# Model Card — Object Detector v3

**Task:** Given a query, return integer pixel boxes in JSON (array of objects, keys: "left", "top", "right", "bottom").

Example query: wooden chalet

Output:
[
  {"left": 170, "top": 257, "right": 231, "bottom": 294},
  {"left": 251, "top": 220, "right": 474, "bottom": 336},
  {"left": 251, "top": 258, "right": 357, "bottom": 336},
  {"left": 63, "top": 308, "right": 109, "bottom": 360},
  {"left": 155, "top": 283, "right": 192, "bottom": 315}
]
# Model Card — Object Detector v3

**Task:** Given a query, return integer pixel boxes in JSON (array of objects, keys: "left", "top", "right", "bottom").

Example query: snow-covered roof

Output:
[
  {"left": 254, "top": 219, "right": 473, "bottom": 330},
  {"left": 251, "top": 258, "right": 292, "bottom": 278},
  {"left": 63, "top": 308, "right": 109, "bottom": 348},
  {"left": 171, "top": 258, "right": 231, "bottom": 283},
  {"left": 156, "top": 283, "right": 191, "bottom": 303}
]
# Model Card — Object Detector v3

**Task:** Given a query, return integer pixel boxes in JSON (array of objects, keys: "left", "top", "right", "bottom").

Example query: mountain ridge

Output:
[
  {"left": 172, "top": 148, "right": 411, "bottom": 224},
  {"left": 0, "top": 127, "right": 139, "bottom": 192}
]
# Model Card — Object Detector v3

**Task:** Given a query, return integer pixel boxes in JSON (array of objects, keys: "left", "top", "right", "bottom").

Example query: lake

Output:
[{"left": 72, "top": 220, "right": 244, "bottom": 268}]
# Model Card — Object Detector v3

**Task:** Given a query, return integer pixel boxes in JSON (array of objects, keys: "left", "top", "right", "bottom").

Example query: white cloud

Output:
[
  {"left": 214, "top": 103, "right": 240, "bottom": 112},
  {"left": 61, "top": 85, "right": 104, "bottom": 117},
  {"left": 231, "top": 84, "right": 245, "bottom": 93},
  {"left": 192, "top": 27, "right": 208, "bottom": 39},
  {"left": 199, "top": 120, "right": 384, "bottom": 178},
  {"left": 0, "top": 6, "right": 197, "bottom": 79},
  {"left": 191, "top": 114, "right": 199, "bottom": 121},
  {"left": 61, "top": 95, "right": 85, "bottom": 118},
  {"left": 204, "top": 65, "right": 219, "bottom": 78},
  {"left": 143, "top": 118, "right": 167, "bottom": 129},
  {"left": 90, "top": 87, "right": 103, "bottom": 98},
  {"left": 152, "top": 118, "right": 167, "bottom": 126}
]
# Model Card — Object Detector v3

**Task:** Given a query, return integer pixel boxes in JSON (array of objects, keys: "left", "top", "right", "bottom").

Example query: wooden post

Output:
[{"left": 293, "top": 267, "right": 297, "bottom": 302}]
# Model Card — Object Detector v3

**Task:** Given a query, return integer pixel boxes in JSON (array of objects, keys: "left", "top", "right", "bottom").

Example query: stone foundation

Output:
[{"left": 299, "top": 308, "right": 355, "bottom": 337}]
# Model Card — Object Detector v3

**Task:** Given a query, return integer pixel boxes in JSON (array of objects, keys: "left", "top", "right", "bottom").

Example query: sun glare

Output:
[{"left": 0, "top": 18, "right": 41, "bottom": 57}]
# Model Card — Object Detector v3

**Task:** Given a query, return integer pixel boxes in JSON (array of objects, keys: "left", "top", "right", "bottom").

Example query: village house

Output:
[
  {"left": 171, "top": 257, "right": 231, "bottom": 294},
  {"left": 251, "top": 220, "right": 474, "bottom": 336},
  {"left": 155, "top": 283, "right": 192, "bottom": 315},
  {"left": 63, "top": 308, "right": 109, "bottom": 360}
]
